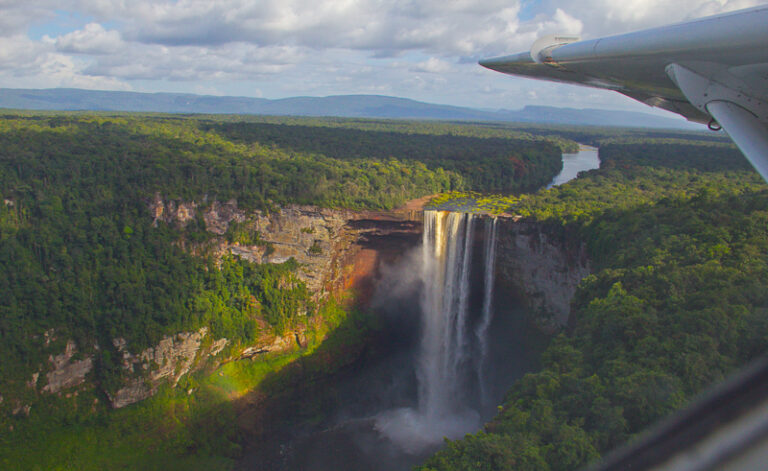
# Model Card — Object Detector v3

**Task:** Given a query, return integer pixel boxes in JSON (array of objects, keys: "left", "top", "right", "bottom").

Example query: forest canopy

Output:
[
  {"left": 420, "top": 137, "right": 768, "bottom": 471},
  {"left": 0, "top": 112, "right": 565, "bottom": 411}
]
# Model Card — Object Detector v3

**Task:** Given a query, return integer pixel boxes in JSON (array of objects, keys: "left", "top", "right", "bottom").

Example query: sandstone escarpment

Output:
[
  {"left": 496, "top": 221, "right": 590, "bottom": 332},
  {"left": 5, "top": 197, "right": 423, "bottom": 414},
  {"left": 149, "top": 194, "right": 421, "bottom": 300},
  {"left": 108, "top": 328, "right": 226, "bottom": 408},
  {"left": 41, "top": 340, "right": 94, "bottom": 394},
  {"left": 94, "top": 196, "right": 421, "bottom": 408},
  {"left": 150, "top": 195, "right": 359, "bottom": 296}
]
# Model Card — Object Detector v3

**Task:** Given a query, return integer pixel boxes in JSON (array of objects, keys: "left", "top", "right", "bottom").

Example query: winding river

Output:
[{"left": 547, "top": 145, "right": 600, "bottom": 188}]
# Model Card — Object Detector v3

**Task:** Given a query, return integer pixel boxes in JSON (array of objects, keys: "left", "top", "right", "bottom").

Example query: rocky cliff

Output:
[
  {"left": 13, "top": 199, "right": 586, "bottom": 412},
  {"left": 496, "top": 220, "right": 590, "bottom": 332},
  {"left": 108, "top": 328, "right": 222, "bottom": 408},
  {"left": 150, "top": 195, "right": 359, "bottom": 296},
  {"left": 12, "top": 197, "right": 422, "bottom": 411},
  {"left": 91, "top": 196, "right": 419, "bottom": 408}
]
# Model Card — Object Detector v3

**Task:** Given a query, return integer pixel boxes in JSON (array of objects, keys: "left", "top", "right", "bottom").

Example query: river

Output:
[{"left": 547, "top": 145, "right": 600, "bottom": 188}]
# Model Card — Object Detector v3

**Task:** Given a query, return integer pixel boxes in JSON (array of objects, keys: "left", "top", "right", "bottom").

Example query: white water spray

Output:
[
  {"left": 475, "top": 217, "right": 498, "bottom": 405},
  {"left": 418, "top": 210, "right": 475, "bottom": 419},
  {"left": 376, "top": 210, "right": 499, "bottom": 453}
]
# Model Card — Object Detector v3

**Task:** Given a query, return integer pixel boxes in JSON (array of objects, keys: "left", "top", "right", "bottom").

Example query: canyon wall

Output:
[
  {"left": 14, "top": 200, "right": 588, "bottom": 412},
  {"left": 16, "top": 197, "right": 421, "bottom": 411},
  {"left": 496, "top": 220, "right": 590, "bottom": 333}
]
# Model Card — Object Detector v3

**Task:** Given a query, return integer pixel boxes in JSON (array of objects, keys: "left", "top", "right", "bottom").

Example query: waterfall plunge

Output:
[
  {"left": 376, "top": 210, "right": 499, "bottom": 453},
  {"left": 476, "top": 216, "right": 498, "bottom": 406}
]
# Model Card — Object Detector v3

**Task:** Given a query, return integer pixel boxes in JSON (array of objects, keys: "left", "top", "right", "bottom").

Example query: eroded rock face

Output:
[
  {"left": 149, "top": 194, "right": 198, "bottom": 226},
  {"left": 2, "top": 198, "right": 423, "bottom": 417},
  {"left": 108, "top": 328, "right": 229, "bottom": 408},
  {"left": 220, "top": 205, "right": 355, "bottom": 295},
  {"left": 497, "top": 221, "right": 590, "bottom": 332},
  {"left": 239, "top": 330, "right": 307, "bottom": 359},
  {"left": 42, "top": 340, "right": 93, "bottom": 394},
  {"left": 149, "top": 195, "right": 422, "bottom": 300},
  {"left": 17, "top": 337, "right": 94, "bottom": 397},
  {"left": 150, "top": 195, "right": 357, "bottom": 296},
  {"left": 102, "top": 197, "right": 421, "bottom": 409}
]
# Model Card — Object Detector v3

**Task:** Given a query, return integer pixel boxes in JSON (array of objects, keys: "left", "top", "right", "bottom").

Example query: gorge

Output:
[
  {"left": 235, "top": 147, "right": 599, "bottom": 470},
  {"left": 238, "top": 211, "right": 559, "bottom": 471},
  {"left": 10, "top": 116, "right": 757, "bottom": 471}
]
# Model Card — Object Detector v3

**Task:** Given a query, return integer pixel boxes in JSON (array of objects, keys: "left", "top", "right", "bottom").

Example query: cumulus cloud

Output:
[
  {"left": 82, "top": 42, "right": 305, "bottom": 81},
  {"left": 0, "top": 35, "right": 51, "bottom": 72},
  {"left": 56, "top": 23, "right": 123, "bottom": 54},
  {"left": 0, "top": 33, "right": 130, "bottom": 90},
  {"left": 61, "top": 0, "right": 534, "bottom": 58},
  {"left": 410, "top": 57, "right": 452, "bottom": 73},
  {"left": 35, "top": 53, "right": 131, "bottom": 90},
  {"left": 540, "top": 0, "right": 768, "bottom": 38},
  {"left": 1, "top": 0, "right": 767, "bottom": 110},
  {"left": 0, "top": 2, "right": 58, "bottom": 36}
]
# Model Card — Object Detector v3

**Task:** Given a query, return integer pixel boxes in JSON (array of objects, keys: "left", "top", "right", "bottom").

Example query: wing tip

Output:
[{"left": 478, "top": 52, "right": 533, "bottom": 71}]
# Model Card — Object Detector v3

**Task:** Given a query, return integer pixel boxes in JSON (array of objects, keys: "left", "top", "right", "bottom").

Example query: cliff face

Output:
[
  {"left": 108, "top": 329, "right": 220, "bottom": 408},
  {"left": 15, "top": 200, "right": 585, "bottom": 412},
  {"left": 14, "top": 197, "right": 421, "bottom": 410},
  {"left": 41, "top": 340, "right": 93, "bottom": 394},
  {"left": 91, "top": 197, "right": 418, "bottom": 408},
  {"left": 496, "top": 220, "right": 590, "bottom": 332},
  {"left": 150, "top": 196, "right": 359, "bottom": 296}
]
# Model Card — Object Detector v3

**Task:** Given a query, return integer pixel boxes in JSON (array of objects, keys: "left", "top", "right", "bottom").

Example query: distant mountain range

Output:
[{"left": 0, "top": 88, "right": 701, "bottom": 130}]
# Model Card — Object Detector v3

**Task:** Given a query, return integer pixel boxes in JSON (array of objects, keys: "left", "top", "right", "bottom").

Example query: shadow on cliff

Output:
[
  {"left": 186, "top": 292, "right": 421, "bottom": 470},
  {"left": 176, "top": 233, "right": 425, "bottom": 469}
]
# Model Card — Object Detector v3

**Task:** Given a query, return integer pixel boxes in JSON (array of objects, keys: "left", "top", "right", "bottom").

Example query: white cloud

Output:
[
  {"left": 411, "top": 57, "right": 453, "bottom": 73},
  {"left": 36, "top": 53, "right": 131, "bottom": 90},
  {"left": 540, "top": 0, "right": 768, "bottom": 38},
  {"left": 1, "top": 0, "right": 767, "bottom": 111},
  {"left": 0, "top": 33, "right": 130, "bottom": 90},
  {"left": 81, "top": 42, "right": 305, "bottom": 81},
  {"left": 0, "top": 2, "right": 58, "bottom": 36},
  {"left": 56, "top": 23, "right": 123, "bottom": 54},
  {"left": 62, "top": 0, "right": 534, "bottom": 58},
  {"left": 0, "top": 35, "right": 50, "bottom": 72}
]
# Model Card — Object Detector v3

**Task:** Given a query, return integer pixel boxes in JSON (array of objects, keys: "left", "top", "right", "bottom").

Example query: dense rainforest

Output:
[
  {"left": 421, "top": 138, "right": 768, "bottom": 470},
  {"left": 3, "top": 111, "right": 764, "bottom": 471},
  {"left": 0, "top": 113, "right": 566, "bottom": 469}
]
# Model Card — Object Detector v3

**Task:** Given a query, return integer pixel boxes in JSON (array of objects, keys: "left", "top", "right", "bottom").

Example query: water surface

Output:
[{"left": 547, "top": 145, "right": 600, "bottom": 188}]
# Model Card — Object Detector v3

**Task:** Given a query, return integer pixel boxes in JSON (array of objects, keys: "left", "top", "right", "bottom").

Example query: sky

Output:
[{"left": 1, "top": 0, "right": 767, "bottom": 114}]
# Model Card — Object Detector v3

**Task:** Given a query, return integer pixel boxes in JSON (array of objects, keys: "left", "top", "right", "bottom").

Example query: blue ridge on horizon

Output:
[{"left": 0, "top": 87, "right": 701, "bottom": 130}]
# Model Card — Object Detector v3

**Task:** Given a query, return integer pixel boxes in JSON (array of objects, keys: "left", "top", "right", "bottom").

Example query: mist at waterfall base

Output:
[
  {"left": 263, "top": 211, "right": 545, "bottom": 471},
  {"left": 374, "top": 211, "right": 499, "bottom": 453}
]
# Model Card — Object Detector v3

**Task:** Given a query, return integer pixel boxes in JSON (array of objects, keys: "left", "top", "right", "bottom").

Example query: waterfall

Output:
[
  {"left": 375, "top": 209, "right": 499, "bottom": 452},
  {"left": 475, "top": 216, "right": 498, "bottom": 405},
  {"left": 418, "top": 210, "right": 475, "bottom": 419}
]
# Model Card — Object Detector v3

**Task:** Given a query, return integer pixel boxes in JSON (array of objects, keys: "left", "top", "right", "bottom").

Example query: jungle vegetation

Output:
[
  {"left": 0, "top": 112, "right": 567, "bottom": 468},
  {"left": 5, "top": 112, "right": 761, "bottom": 471},
  {"left": 420, "top": 137, "right": 768, "bottom": 470}
]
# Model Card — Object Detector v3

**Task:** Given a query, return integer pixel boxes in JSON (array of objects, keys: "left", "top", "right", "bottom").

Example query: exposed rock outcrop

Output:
[
  {"left": 149, "top": 194, "right": 421, "bottom": 299},
  {"left": 497, "top": 221, "right": 590, "bottom": 332},
  {"left": 108, "top": 328, "right": 228, "bottom": 408},
  {"left": 42, "top": 340, "right": 93, "bottom": 394},
  {"left": 150, "top": 195, "right": 359, "bottom": 295},
  {"left": 0, "top": 197, "right": 422, "bottom": 413},
  {"left": 239, "top": 330, "right": 307, "bottom": 359}
]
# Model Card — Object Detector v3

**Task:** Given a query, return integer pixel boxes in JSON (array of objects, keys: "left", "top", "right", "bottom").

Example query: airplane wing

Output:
[{"left": 480, "top": 6, "right": 768, "bottom": 182}]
